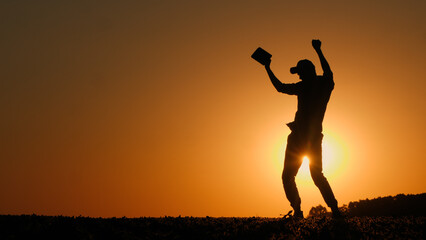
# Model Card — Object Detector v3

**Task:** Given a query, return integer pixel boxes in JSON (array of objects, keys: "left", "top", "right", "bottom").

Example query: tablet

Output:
[{"left": 251, "top": 47, "right": 272, "bottom": 65}]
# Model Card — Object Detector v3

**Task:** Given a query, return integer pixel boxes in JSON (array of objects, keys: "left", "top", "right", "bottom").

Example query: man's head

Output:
[{"left": 290, "top": 59, "right": 316, "bottom": 81}]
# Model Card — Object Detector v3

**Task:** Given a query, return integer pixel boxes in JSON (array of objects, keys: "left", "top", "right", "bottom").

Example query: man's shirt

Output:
[{"left": 279, "top": 75, "right": 334, "bottom": 133}]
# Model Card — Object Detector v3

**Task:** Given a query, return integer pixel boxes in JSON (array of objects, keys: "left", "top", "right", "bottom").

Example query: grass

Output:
[{"left": 1, "top": 214, "right": 424, "bottom": 239}]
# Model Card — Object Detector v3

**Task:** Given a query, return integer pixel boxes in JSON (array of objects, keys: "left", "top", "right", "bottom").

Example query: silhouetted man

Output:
[{"left": 264, "top": 40, "right": 340, "bottom": 218}]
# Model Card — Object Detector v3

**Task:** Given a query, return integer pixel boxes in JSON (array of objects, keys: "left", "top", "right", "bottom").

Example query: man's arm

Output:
[
  {"left": 312, "top": 39, "right": 333, "bottom": 78},
  {"left": 264, "top": 57, "right": 300, "bottom": 95},
  {"left": 264, "top": 59, "right": 286, "bottom": 92}
]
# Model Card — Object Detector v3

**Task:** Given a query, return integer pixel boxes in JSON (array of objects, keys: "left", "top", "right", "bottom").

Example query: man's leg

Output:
[
  {"left": 282, "top": 133, "right": 304, "bottom": 216},
  {"left": 309, "top": 134, "right": 339, "bottom": 212}
]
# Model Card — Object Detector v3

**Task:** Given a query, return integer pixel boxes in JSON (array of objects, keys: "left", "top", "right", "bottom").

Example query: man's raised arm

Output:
[
  {"left": 312, "top": 39, "right": 333, "bottom": 78},
  {"left": 264, "top": 58, "right": 285, "bottom": 92},
  {"left": 264, "top": 59, "right": 299, "bottom": 95}
]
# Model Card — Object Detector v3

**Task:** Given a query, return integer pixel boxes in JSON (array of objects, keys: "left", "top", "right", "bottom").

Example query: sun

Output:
[
  {"left": 296, "top": 156, "right": 311, "bottom": 181},
  {"left": 294, "top": 129, "right": 349, "bottom": 183},
  {"left": 269, "top": 128, "right": 349, "bottom": 183}
]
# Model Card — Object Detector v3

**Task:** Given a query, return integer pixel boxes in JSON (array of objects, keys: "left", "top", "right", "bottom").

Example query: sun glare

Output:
[
  {"left": 321, "top": 129, "right": 349, "bottom": 180},
  {"left": 297, "top": 156, "right": 311, "bottom": 180},
  {"left": 269, "top": 129, "right": 349, "bottom": 185}
]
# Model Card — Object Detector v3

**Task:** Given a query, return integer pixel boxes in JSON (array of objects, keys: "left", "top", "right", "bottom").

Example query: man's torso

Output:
[{"left": 289, "top": 75, "right": 334, "bottom": 134}]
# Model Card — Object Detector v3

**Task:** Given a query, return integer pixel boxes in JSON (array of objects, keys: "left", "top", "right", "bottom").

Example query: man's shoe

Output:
[
  {"left": 332, "top": 209, "right": 343, "bottom": 219},
  {"left": 281, "top": 210, "right": 293, "bottom": 219},
  {"left": 293, "top": 210, "right": 304, "bottom": 219}
]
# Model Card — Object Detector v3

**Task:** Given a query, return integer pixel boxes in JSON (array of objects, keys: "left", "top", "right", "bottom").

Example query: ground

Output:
[{"left": 0, "top": 215, "right": 424, "bottom": 239}]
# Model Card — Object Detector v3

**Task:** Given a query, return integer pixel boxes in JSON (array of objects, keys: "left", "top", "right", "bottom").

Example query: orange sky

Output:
[{"left": 1, "top": 0, "right": 425, "bottom": 217}]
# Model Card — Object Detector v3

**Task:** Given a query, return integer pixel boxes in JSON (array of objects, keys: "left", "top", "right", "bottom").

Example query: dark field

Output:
[{"left": 0, "top": 215, "right": 424, "bottom": 240}]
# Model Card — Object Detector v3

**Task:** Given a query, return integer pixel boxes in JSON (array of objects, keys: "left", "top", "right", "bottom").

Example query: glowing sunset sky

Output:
[{"left": 1, "top": 0, "right": 425, "bottom": 217}]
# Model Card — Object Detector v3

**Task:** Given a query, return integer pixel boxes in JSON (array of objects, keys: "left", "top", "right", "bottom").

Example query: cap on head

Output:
[{"left": 290, "top": 59, "right": 315, "bottom": 75}]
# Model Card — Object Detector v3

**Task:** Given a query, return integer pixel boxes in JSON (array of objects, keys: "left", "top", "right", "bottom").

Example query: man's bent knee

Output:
[
  {"left": 282, "top": 176, "right": 298, "bottom": 195},
  {"left": 311, "top": 171, "right": 327, "bottom": 187}
]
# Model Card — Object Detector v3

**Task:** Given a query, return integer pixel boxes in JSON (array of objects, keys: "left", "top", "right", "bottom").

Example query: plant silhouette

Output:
[{"left": 308, "top": 205, "right": 329, "bottom": 217}]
